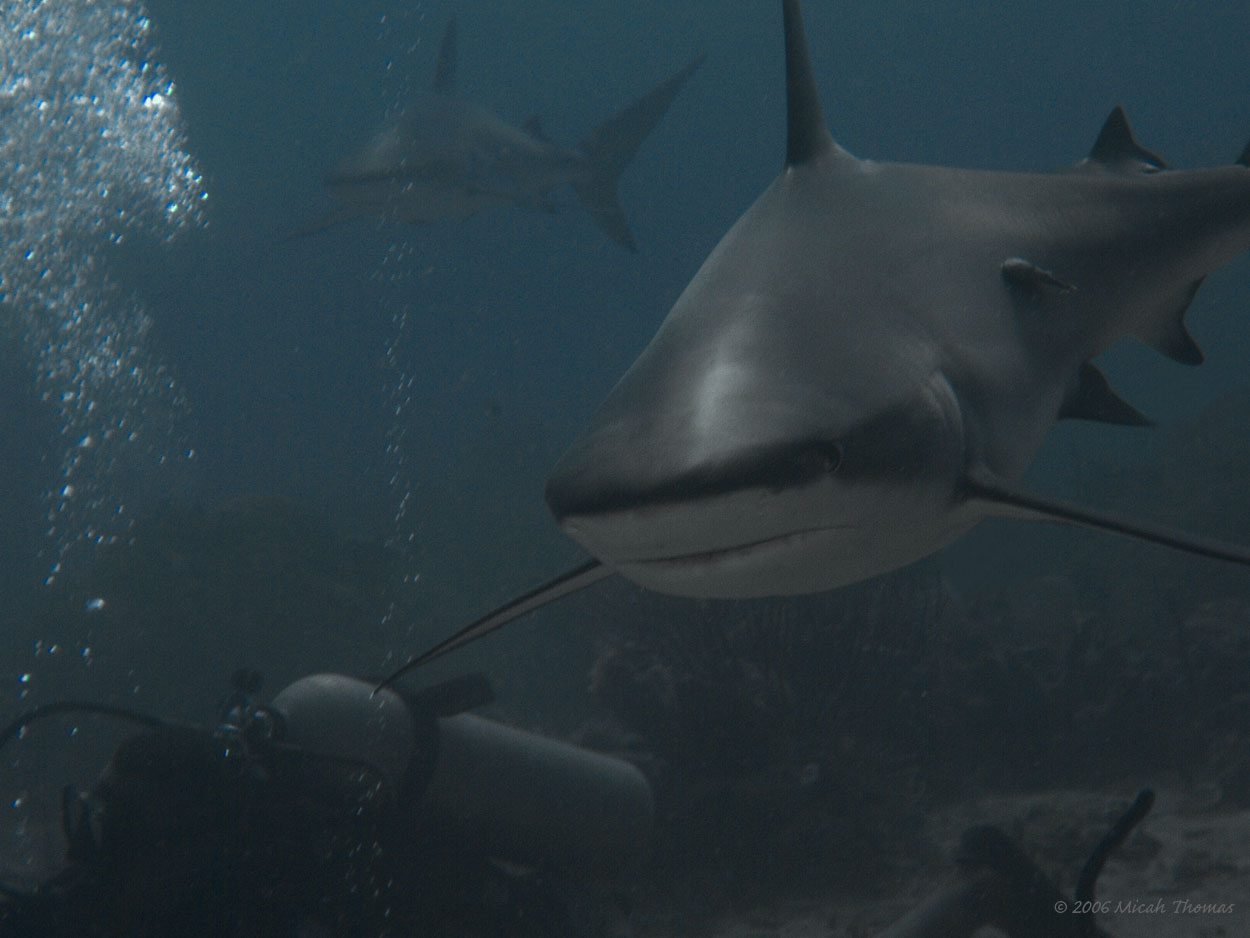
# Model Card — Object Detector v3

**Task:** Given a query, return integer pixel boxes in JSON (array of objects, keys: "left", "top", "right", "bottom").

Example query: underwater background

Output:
[{"left": 3, "top": 0, "right": 1250, "bottom": 928}]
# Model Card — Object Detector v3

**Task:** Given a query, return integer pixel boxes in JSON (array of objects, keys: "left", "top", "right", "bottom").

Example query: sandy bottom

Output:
[{"left": 651, "top": 788, "right": 1248, "bottom": 938}]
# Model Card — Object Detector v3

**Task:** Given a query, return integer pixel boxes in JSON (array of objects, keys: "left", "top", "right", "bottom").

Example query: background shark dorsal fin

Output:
[
  {"left": 432, "top": 17, "right": 457, "bottom": 94},
  {"left": 963, "top": 469, "right": 1250, "bottom": 568},
  {"left": 1086, "top": 106, "right": 1167, "bottom": 172},
  {"left": 1237, "top": 138, "right": 1250, "bottom": 167},
  {"left": 1059, "top": 363, "right": 1153, "bottom": 426},
  {"left": 783, "top": 0, "right": 835, "bottom": 166}
]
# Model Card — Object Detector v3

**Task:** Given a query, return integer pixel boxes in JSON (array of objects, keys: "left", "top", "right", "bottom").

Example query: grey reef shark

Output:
[
  {"left": 381, "top": 0, "right": 1250, "bottom": 687},
  {"left": 294, "top": 18, "right": 701, "bottom": 249}
]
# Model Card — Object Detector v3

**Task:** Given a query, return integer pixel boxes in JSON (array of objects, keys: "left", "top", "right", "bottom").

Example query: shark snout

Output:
[{"left": 545, "top": 364, "right": 971, "bottom": 598}]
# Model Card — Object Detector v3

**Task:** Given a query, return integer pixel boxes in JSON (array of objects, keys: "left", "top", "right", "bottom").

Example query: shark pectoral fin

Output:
[
  {"left": 375, "top": 559, "right": 613, "bottom": 691},
  {"left": 1059, "top": 362, "right": 1154, "bottom": 426},
  {"left": 963, "top": 468, "right": 1250, "bottom": 568},
  {"left": 1000, "top": 257, "right": 1076, "bottom": 295}
]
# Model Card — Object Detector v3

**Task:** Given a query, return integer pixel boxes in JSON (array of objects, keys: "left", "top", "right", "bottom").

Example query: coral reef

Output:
[
  {"left": 586, "top": 572, "right": 1250, "bottom": 913},
  {"left": 587, "top": 577, "right": 948, "bottom": 905}
]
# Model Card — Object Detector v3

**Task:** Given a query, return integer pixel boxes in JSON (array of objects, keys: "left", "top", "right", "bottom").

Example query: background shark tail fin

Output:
[{"left": 573, "top": 56, "right": 702, "bottom": 251}]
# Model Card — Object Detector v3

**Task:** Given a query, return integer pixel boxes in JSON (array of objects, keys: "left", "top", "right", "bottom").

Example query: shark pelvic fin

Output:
[
  {"left": 1085, "top": 106, "right": 1167, "bottom": 173},
  {"left": 572, "top": 56, "right": 702, "bottom": 251},
  {"left": 432, "top": 17, "right": 457, "bottom": 94},
  {"left": 1059, "top": 363, "right": 1153, "bottom": 426},
  {"left": 963, "top": 468, "right": 1250, "bottom": 567},
  {"left": 375, "top": 559, "right": 612, "bottom": 690}
]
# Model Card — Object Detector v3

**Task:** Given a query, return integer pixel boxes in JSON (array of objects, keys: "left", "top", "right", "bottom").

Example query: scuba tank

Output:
[{"left": 271, "top": 673, "right": 654, "bottom": 881}]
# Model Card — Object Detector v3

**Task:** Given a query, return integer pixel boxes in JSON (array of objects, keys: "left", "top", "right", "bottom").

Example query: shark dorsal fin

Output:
[
  {"left": 964, "top": 469, "right": 1250, "bottom": 569},
  {"left": 783, "top": 0, "right": 834, "bottom": 166},
  {"left": 1059, "top": 363, "right": 1153, "bottom": 426},
  {"left": 432, "top": 17, "right": 458, "bottom": 94},
  {"left": 1086, "top": 106, "right": 1167, "bottom": 172}
]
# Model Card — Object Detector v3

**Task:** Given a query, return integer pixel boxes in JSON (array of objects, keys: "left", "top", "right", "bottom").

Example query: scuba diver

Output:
[
  {"left": 0, "top": 669, "right": 1155, "bottom": 938},
  {"left": 0, "top": 670, "right": 654, "bottom": 938}
]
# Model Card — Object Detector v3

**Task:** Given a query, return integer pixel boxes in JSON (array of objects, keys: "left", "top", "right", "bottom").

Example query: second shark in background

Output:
[{"left": 296, "top": 18, "right": 700, "bottom": 250}]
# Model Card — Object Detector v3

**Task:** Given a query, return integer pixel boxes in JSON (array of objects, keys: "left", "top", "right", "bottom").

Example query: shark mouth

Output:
[
  {"left": 607, "top": 521, "right": 850, "bottom": 568},
  {"left": 596, "top": 522, "right": 867, "bottom": 599}
]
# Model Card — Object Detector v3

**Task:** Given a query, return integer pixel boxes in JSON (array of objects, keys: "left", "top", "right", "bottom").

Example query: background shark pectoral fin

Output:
[
  {"left": 376, "top": 559, "right": 613, "bottom": 690},
  {"left": 1059, "top": 362, "right": 1154, "bottom": 426},
  {"left": 963, "top": 469, "right": 1250, "bottom": 568}
]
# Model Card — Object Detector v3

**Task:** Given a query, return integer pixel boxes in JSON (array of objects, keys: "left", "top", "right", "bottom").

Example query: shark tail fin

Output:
[{"left": 572, "top": 56, "right": 702, "bottom": 251}]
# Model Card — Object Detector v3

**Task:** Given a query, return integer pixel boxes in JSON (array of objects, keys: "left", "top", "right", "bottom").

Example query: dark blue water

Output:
[
  {"left": 2, "top": 0, "right": 1248, "bottom": 700},
  {"left": 3, "top": 0, "right": 1250, "bottom": 920}
]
